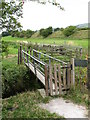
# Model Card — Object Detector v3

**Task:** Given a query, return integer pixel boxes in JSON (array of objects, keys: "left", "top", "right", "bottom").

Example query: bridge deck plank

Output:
[{"left": 25, "top": 62, "right": 45, "bottom": 86}]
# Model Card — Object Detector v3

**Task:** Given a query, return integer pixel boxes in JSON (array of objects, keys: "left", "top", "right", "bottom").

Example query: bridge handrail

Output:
[
  {"left": 33, "top": 49, "right": 67, "bottom": 65},
  {"left": 22, "top": 50, "right": 46, "bottom": 66}
]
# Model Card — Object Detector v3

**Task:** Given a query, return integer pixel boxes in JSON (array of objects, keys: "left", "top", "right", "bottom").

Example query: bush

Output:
[
  {"left": 40, "top": 27, "right": 53, "bottom": 38},
  {"left": 60, "top": 27, "right": 64, "bottom": 31},
  {"left": 54, "top": 28, "right": 60, "bottom": 32},
  {"left": 11, "top": 29, "right": 35, "bottom": 38},
  {"left": 63, "top": 26, "right": 76, "bottom": 37},
  {"left": 14, "top": 31, "right": 21, "bottom": 37},
  {"left": 2, "top": 31, "right": 10, "bottom": 37},
  {"left": 2, "top": 65, "right": 40, "bottom": 98},
  {"left": 25, "top": 29, "right": 34, "bottom": 38},
  {"left": 19, "top": 31, "right": 26, "bottom": 38},
  {"left": 77, "top": 27, "right": 89, "bottom": 31},
  {"left": 2, "top": 41, "right": 9, "bottom": 57}
]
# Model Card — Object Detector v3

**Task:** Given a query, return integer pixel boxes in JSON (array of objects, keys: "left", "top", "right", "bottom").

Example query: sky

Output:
[{"left": 20, "top": 0, "right": 89, "bottom": 31}]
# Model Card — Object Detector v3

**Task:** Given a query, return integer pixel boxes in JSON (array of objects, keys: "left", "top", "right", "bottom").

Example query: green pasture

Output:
[{"left": 2, "top": 36, "right": 88, "bottom": 49}]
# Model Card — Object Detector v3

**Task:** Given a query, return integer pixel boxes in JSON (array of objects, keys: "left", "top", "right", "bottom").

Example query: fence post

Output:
[
  {"left": 45, "top": 65, "right": 49, "bottom": 96},
  {"left": 24, "top": 48, "right": 25, "bottom": 63},
  {"left": 20, "top": 44, "right": 22, "bottom": 64},
  {"left": 54, "top": 64, "right": 58, "bottom": 95},
  {"left": 58, "top": 64, "right": 62, "bottom": 95},
  {"left": 49, "top": 64, "right": 53, "bottom": 96},
  {"left": 67, "top": 63, "right": 71, "bottom": 88},
  {"left": 71, "top": 58, "right": 75, "bottom": 87},
  {"left": 18, "top": 48, "right": 20, "bottom": 64},
  {"left": 63, "top": 63, "right": 66, "bottom": 89},
  {"left": 27, "top": 47, "right": 28, "bottom": 63}
]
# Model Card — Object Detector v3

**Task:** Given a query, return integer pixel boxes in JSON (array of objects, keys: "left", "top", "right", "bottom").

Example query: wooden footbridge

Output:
[{"left": 18, "top": 44, "right": 75, "bottom": 96}]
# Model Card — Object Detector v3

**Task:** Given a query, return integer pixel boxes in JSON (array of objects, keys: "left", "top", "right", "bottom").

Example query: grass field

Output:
[{"left": 2, "top": 36, "right": 88, "bottom": 48}]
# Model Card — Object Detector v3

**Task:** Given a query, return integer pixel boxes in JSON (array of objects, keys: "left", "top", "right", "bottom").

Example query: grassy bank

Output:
[{"left": 2, "top": 91, "right": 64, "bottom": 118}]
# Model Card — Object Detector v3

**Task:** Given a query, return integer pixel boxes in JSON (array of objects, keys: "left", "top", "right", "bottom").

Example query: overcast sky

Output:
[{"left": 20, "top": 0, "right": 89, "bottom": 30}]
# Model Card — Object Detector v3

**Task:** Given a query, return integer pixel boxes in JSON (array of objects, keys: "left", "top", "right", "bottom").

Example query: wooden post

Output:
[
  {"left": 67, "top": 63, "right": 71, "bottom": 88},
  {"left": 54, "top": 64, "right": 58, "bottom": 95},
  {"left": 71, "top": 58, "right": 75, "bottom": 86},
  {"left": 45, "top": 65, "right": 49, "bottom": 96},
  {"left": 49, "top": 64, "right": 53, "bottom": 96},
  {"left": 30, "top": 48, "right": 31, "bottom": 62},
  {"left": 20, "top": 44, "right": 22, "bottom": 64},
  {"left": 39, "top": 53, "right": 41, "bottom": 66},
  {"left": 27, "top": 48, "right": 28, "bottom": 63},
  {"left": 24, "top": 48, "right": 25, "bottom": 63},
  {"left": 80, "top": 48, "right": 82, "bottom": 59},
  {"left": 58, "top": 64, "right": 62, "bottom": 95},
  {"left": 63, "top": 63, "right": 66, "bottom": 89},
  {"left": 18, "top": 48, "right": 20, "bottom": 64}
]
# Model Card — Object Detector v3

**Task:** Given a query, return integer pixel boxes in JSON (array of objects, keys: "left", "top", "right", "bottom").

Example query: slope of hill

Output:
[
  {"left": 47, "top": 30, "right": 65, "bottom": 38},
  {"left": 77, "top": 23, "right": 88, "bottom": 28},
  {"left": 47, "top": 30, "right": 88, "bottom": 39},
  {"left": 30, "top": 29, "right": 88, "bottom": 39},
  {"left": 31, "top": 31, "right": 43, "bottom": 38},
  {"left": 69, "top": 30, "right": 88, "bottom": 39}
]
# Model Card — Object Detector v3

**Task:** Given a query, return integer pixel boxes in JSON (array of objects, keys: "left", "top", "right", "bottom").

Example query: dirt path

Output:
[{"left": 39, "top": 98, "right": 88, "bottom": 118}]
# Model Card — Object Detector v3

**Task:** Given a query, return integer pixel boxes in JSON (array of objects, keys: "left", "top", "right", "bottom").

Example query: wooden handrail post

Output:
[
  {"left": 27, "top": 47, "right": 28, "bottom": 63},
  {"left": 58, "top": 64, "right": 62, "bottom": 95},
  {"left": 49, "top": 64, "right": 53, "bottom": 96},
  {"left": 24, "top": 48, "right": 25, "bottom": 63},
  {"left": 45, "top": 65, "right": 49, "bottom": 96},
  {"left": 71, "top": 58, "right": 75, "bottom": 87},
  {"left": 30, "top": 48, "right": 31, "bottom": 62},
  {"left": 18, "top": 48, "right": 20, "bottom": 64},
  {"left": 67, "top": 63, "right": 71, "bottom": 88},
  {"left": 63, "top": 63, "right": 66, "bottom": 89},
  {"left": 54, "top": 64, "right": 58, "bottom": 95},
  {"left": 20, "top": 43, "right": 22, "bottom": 64}
]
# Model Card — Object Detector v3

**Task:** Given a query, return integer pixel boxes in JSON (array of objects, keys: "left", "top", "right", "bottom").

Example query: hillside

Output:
[
  {"left": 31, "top": 31, "right": 43, "bottom": 38},
  {"left": 69, "top": 30, "right": 88, "bottom": 39},
  {"left": 47, "top": 30, "right": 88, "bottom": 39},
  {"left": 47, "top": 30, "right": 65, "bottom": 38},
  {"left": 77, "top": 23, "right": 88, "bottom": 28}
]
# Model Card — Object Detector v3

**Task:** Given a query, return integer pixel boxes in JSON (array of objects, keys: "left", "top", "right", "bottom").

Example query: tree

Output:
[
  {"left": 63, "top": 26, "right": 76, "bottom": 37},
  {"left": 0, "top": 0, "right": 64, "bottom": 34},
  {"left": 40, "top": 27, "right": 52, "bottom": 38},
  {"left": 22, "top": 0, "right": 64, "bottom": 10},
  {"left": 0, "top": 0, "right": 23, "bottom": 33}
]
